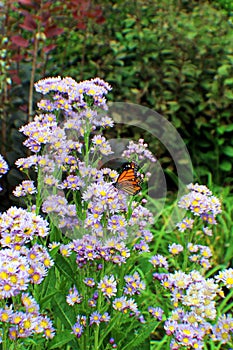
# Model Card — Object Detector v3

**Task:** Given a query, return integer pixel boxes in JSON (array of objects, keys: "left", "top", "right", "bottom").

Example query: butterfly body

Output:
[{"left": 114, "top": 162, "right": 143, "bottom": 195}]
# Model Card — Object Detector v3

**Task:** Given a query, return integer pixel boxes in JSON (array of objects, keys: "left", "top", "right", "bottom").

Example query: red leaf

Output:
[
  {"left": 18, "top": 0, "right": 33, "bottom": 5},
  {"left": 9, "top": 70, "right": 21, "bottom": 84},
  {"left": 11, "top": 35, "right": 29, "bottom": 48},
  {"left": 76, "top": 22, "right": 87, "bottom": 30},
  {"left": 45, "top": 26, "right": 64, "bottom": 38},
  {"left": 40, "top": 11, "right": 50, "bottom": 23},
  {"left": 42, "top": 44, "right": 57, "bottom": 53},
  {"left": 11, "top": 54, "right": 25, "bottom": 62},
  {"left": 19, "top": 15, "right": 37, "bottom": 31}
]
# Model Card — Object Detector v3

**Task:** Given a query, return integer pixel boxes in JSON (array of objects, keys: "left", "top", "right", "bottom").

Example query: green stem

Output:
[
  {"left": 219, "top": 288, "right": 233, "bottom": 313},
  {"left": 94, "top": 326, "right": 99, "bottom": 350}
]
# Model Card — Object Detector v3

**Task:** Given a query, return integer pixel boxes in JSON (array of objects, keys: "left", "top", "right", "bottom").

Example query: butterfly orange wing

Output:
[{"left": 114, "top": 162, "right": 142, "bottom": 195}]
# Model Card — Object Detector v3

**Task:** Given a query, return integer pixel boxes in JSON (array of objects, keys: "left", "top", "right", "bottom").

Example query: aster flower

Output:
[
  {"left": 90, "top": 311, "right": 102, "bottom": 326},
  {"left": 91, "top": 135, "right": 113, "bottom": 155},
  {"left": 13, "top": 180, "right": 37, "bottom": 197},
  {"left": 0, "top": 154, "right": 8, "bottom": 176},
  {"left": 72, "top": 322, "right": 84, "bottom": 338},
  {"left": 98, "top": 275, "right": 117, "bottom": 298},
  {"left": 66, "top": 286, "right": 82, "bottom": 306},
  {"left": 212, "top": 314, "right": 233, "bottom": 344},
  {"left": 123, "top": 271, "right": 146, "bottom": 295},
  {"left": 61, "top": 175, "right": 84, "bottom": 190},
  {"left": 101, "top": 312, "right": 110, "bottom": 323},
  {"left": 148, "top": 306, "right": 164, "bottom": 321},
  {"left": 215, "top": 268, "right": 233, "bottom": 289},
  {"left": 168, "top": 243, "right": 184, "bottom": 255},
  {"left": 113, "top": 296, "right": 128, "bottom": 311},
  {"left": 83, "top": 277, "right": 95, "bottom": 287},
  {"left": 150, "top": 254, "right": 169, "bottom": 269},
  {"left": 178, "top": 184, "right": 221, "bottom": 225},
  {"left": 134, "top": 240, "right": 150, "bottom": 253},
  {"left": 176, "top": 217, "right": 194, "bottom": 232},
  {"left": 0, "top": 207, "right": 49, "bottom": 248},
  {"left": 0, "top": 250, "right": 30, "bottom": 298},
  {"left": 122, "top": 139, "right": 157, "bottom": 163}
]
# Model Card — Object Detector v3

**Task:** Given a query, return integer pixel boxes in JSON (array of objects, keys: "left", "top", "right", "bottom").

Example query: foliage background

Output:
[{"left": 0, "top": 0, "right": 233, "bottom": 210}]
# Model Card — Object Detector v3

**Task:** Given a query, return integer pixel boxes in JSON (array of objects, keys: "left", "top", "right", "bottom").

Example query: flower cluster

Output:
[
  {"left": 0, "top": 293, "right": 55, "bottom": 340},
  {"left": 178, "top": 183, "right": 222, "bottom": 228},
  {"left": 215, "top": 268, "right": 233, "bottom": 289},
  {"left": 35, "top": 76, "right": 112, "bottom": 111},
  {"left": 122, "top": 139, "right": 157, "bottom": 163},
  {"left": 123, "top": 271, "right": 146, "bottom": 295},
  {"left": 0, "top": 207, "right": 49, "bottom": 248},
  {"left": 159, "top": 270, "right": 222, "bottom": 348},
  {"left": 13, "top": 180, "right": 37, "bottom": 197}
]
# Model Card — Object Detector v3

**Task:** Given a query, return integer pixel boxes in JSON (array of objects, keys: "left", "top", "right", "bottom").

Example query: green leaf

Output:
[
  {"left": 219, "top": 160, "right": 232, "bottom": 171},
  {"left": 121, "top": 320, "right": 159, "bottom": 350},
  {"left": 224, "top": 77, "right": 233, "bottom": 85},
  {"left": 217, "top": 124, "right": 233, "bottom": 134},
  {"left": 52, "top": 293, "right": 76, "bottom": 328},
  {"left": 217, "top": 64, "right": 231, "bottom": 76},
  {"left": 225, "top": 90, "right": 233, "bottom": 100},
  {"left": 223, "top": 145, "right": 233, "bottom": 157},
  {"left": 55, "top": 254, "right": 76, "bottom": 283},
  {"left": 48, "top": 330, "right": 75, "bottom": 349}
]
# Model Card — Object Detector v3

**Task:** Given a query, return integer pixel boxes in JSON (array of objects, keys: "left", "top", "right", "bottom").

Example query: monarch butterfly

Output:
[{"left": 114, "top": 161, "right": 143, "bottom": 195}]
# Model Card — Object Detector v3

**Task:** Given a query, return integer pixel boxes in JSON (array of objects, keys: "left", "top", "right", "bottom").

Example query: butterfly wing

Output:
[{"left": 114, "top": 162, "right": 142, "bottom": 195}]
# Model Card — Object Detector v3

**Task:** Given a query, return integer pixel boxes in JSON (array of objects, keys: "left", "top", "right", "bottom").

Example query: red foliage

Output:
[
  {"left": 45, "top": 25, "right": 64, "bottom": 38},
  {"left": 42, "top": 44, "right": 57, "bottom": 53},
  {"left": 19, "top": 14, "right": 37, "bottom": 31},
  {"left": 11, "top": 35, "right": 29, "bottom": 48}
]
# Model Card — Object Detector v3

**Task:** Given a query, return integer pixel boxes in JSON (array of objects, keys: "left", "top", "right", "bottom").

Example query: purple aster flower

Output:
[
  {"left": 91, "top": 135, "right": 113, "bottom": 155},
  {"left": 122, "top": 139, "right": 156, "bottom": 163},
  {"left": 90, "top": 311, "right": 102, "bottom": 326},
  {"left": 15, "top": 155, "right": 38, "bottom": 170},
  {"left": 164, "top": 320, "right": 178, "bottom": 335},
  {"left": 212, "top": 314, "right": 233, "bottom": 344},
  {"left": 148, "top": 306, "right": 164, "bottom": 321},
  {"left": 150, "top": 254, "right": 169, "bottom": 269},
  {"left": 83, "top": 277, "right": 95, "bottom": 287},
  {"left": 66, "top": 286, "right": 82, "bottom": 306},
  {"left": 123, "top": 271, "right": 146, "bottom": 295},
  {"left": 72, "top": 322, "right": 84, "bottom": 338},
  {"left": 125, "top": 298, "right": 139, "bottom": 314},
  {"left": 178, "top": 184, "right": 221, "bottom": 225},
  {"left": 167, "top": 271, "right": 192, "bottom": 290},
  {"left": 101, "top": 312, "right": 110, "bottom": 323},
  {"left": 168, "top": 243, "right": 184, "bottom": 255},
  {"left": 13, "top": 180, "right": 37, "bottom": 197},
  {"left": 134, "top": 240, "right": 150, "bottom": 253},
  {"left": 0, "top": 250, "right": 30, "bottom": 298},
  {"left": 202, "top": 227, "right": 213, "bottom": 236},
  {"left": 61, "top": 175, "right": 84, "bottom": 190},
  {"left": 88, "top": 299, "right": 97, "bottom": 308},
  {"left": 60, "top": 244, "right": 72, "bottom": 257},
  {"left": 0, "top": 155, "right": 9, "bottom": 176},
  {"left": 98, "top": 275, "right": 117, "bottom": 298},
  {"left": 0, "top": 207, "right": 49, "bottom": 248},
  {"left": 215, "top": 268, "right": 233, "bottom": 289},
  {"left": 187, "top": 243, "right": 199, "bottom": 253},
  {"left": 107, "top": 215, "right": 127, "bottom": 232},
  {"left": 113, "top": 296, "right": 127, "bottom": 311},
  {"left": 176, "top": 217, "right": 194, "bottom": 232}
]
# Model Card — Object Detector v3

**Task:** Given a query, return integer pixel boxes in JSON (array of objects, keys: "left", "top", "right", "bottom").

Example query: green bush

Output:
[{"left": 51, "top": 0, "right": 233, "bottom": 184}]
